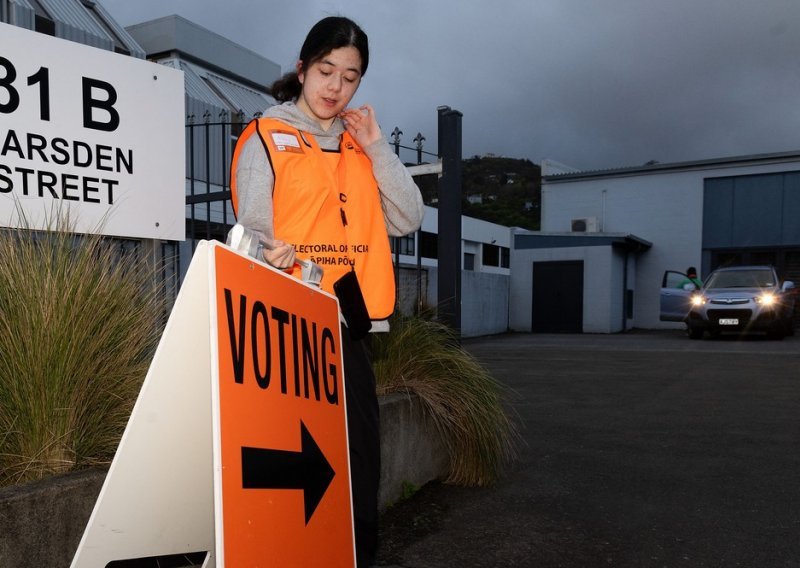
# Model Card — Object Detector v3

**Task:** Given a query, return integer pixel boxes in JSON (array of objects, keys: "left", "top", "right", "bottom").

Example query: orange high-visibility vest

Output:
[{"left": 230, "top": 118, "right": 396, "bottom": 320}]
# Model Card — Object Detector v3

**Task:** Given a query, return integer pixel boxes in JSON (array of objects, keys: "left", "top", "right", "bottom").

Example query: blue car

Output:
[{"left": 661, "top": 265, "right": 796, "bottom": 339}]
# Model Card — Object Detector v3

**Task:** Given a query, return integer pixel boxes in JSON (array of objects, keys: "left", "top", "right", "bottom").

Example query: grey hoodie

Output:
[{"left": 235, "top": 101, "right": 424, "bottom": 243}]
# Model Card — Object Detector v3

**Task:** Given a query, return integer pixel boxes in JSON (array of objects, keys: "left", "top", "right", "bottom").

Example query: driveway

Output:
[{"left": 377, "top": 331, "right": 800, "bottom": 567}]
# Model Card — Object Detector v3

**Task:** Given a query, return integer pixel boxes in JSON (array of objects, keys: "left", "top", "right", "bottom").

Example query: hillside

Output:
[{"left": 413, "top": 155, "right": 541, "bottom": 230}]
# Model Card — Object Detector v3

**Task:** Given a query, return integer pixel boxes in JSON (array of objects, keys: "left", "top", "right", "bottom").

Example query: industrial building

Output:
[{"left": 510, "top": 152, "right": 800, "bottom": 332}]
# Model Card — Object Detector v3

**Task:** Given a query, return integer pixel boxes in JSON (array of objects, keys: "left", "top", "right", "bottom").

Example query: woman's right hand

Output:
[{"left": 263, "top": 240, "right": 296, "bottom": 269}]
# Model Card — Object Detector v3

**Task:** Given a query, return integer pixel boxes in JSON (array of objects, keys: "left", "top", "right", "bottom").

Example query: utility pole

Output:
[{"left": 437, "top": 106, "right": 462, "bottom": 336}]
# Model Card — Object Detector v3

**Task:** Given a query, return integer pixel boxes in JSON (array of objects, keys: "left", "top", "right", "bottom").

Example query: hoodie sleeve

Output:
[
  {"left": 234, "top": 134, "right": 276, "bottom": 242},
  {"left": 363, "top": 137, "right": 425, "bottom": 237}
]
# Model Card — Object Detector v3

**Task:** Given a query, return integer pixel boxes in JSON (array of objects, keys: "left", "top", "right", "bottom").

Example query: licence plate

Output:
[{"left": 719, "top": 318, "right": 739, "bottom": 325}]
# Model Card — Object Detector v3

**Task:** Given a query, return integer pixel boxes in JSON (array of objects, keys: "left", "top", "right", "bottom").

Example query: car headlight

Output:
[
  {"left": 756, "top": 293, "right": 776, "bottom": 306},
  {"left": 691, "top": 294, "right": 706, "bottom": 306}
]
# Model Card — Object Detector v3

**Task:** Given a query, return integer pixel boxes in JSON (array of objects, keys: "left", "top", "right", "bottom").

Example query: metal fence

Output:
[
  {"left": 185, "top": 115, "right": 242, "bottom": 250},
  {"left": 183, "top": 118, "right": 440, "bottom": 314}
]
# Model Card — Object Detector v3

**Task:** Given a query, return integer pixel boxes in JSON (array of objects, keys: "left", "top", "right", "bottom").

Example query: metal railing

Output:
[{"left": 183, "top": 118, "right": 439, "bottom": 314}]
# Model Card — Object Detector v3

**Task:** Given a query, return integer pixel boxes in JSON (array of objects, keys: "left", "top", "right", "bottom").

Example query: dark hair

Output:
[
  {"left": 687, "top": 266, "right": 697, "bottom": 276},
  {"left": 269, "top": 16, "right": 369, "bottom": 103}
]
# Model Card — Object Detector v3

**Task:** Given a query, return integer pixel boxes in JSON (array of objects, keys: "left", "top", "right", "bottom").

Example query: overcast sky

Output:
[{"left": 100, "top": 0, "right": 800, "bottom": 172}]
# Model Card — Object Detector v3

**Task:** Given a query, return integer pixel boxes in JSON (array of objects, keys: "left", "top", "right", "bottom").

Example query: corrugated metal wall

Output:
[
  {"left": 165, "top": 58, "right": 273, "bottom": 188},
  {"left": 6, "top": 0, "right": 35, "bottom": 29},
  {"left": 88, "top": 1, "right": 144, "bottom": 57},
  {"left": 3, "top": 0, "right": 145, "bottom": 57},
  {"left": 46, "top": 0, "right": 114, "bottom": 51}
]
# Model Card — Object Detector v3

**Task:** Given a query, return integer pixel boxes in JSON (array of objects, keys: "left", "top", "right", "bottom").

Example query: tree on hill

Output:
[{"left": 411, "top": 155, "right": 541, "bottom": 230}]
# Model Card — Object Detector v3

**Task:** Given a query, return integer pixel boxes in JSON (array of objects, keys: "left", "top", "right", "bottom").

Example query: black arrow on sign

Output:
[{"left": 241, "top": 421, "right": 335, "bottom": 525}]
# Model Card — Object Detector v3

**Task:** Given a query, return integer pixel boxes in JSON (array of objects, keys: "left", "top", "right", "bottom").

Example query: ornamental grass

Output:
[
  {"left": 0, "top": 218, "right": 165, "bottom": 486},
  {"left": 373, "top": 313, "right": 519, "bottom": 486}
]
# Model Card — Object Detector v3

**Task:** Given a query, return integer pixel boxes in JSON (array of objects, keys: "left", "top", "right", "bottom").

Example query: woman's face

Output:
[{"left": 297, "top": 46, "right": 362, "bottom": 129}]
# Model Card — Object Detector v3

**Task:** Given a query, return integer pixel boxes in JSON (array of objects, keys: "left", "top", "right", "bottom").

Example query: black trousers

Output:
[{"left": 341, "top": 326, "right": 380, "bottom": 567}]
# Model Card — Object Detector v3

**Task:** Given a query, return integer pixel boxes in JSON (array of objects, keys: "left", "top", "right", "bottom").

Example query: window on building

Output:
[
  {"left": 419, "top": 231, "right": 438, "bottom": 259},
  {"left": 500, "top": 246, "right": 510, "bottom": 268},
  {"left": 712, "top": 252, "right": 743, "bottom": 270},
  {"left": 28, "top": 0, "right": 55, "bottom": 35},
  {"left": 750, "top": 250, "right": 777, "bottom": 267},
  {"left": 390, "top": 234, "right": 415, "bottom": 256},
  {"left": 464, "top": 252, "right": 475, "bottom": 271},
  {"left": 482, "top": 243, "right": 499, "bottom": 267}
]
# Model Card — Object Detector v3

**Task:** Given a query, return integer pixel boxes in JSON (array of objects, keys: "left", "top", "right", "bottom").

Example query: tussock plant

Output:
[
  {"left": 0, "top": 219, "right": 164, "bottom": 486},
  {"left": 373, "top": 313, "right": 519, "bottom": 486}
]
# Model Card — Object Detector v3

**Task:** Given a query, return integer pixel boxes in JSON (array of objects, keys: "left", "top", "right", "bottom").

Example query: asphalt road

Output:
[{"left": 376, "top": 330, "right": 800, "bottom": 567}]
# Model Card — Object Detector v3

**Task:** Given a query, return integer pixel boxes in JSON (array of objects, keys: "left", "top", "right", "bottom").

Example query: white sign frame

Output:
[
  {"left": 0, "top": 22, "right": 185, "bottom": 240},
  {"left": 71, "top": 241, "right": 356, "bottom": 567}
]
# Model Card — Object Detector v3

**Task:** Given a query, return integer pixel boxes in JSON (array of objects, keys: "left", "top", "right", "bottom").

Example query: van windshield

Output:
[{"left": 705, "top": 269, "right": 774, "bottom": 289}]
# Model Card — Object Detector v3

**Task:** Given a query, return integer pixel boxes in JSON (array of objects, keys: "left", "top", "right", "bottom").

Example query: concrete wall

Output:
[
  {"left": 379, "top": 393, "right": 448, "bottom": 507},
  {"left": 0, "top": 394, "right": 447, "bottom": 567},
  {"left": 397, "top": 266, "right": 430, "bottom": 315},
  {"left": 461, "top": 271, "right": 510, "bottom": 337},
  {"left": 0, "top": 468, "right": 105, "bottom": 568},
  {"left": 542, "top": 159, "right": 800, "bottom": 328},
  {"left": 510, "top": 245, "right": 624, "bottom": 333},
  {"left": 397, "top": 266, "right": 509, "bottom": 337}
]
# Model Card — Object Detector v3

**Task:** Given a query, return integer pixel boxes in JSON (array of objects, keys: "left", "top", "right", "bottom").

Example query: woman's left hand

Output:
[{"left": 340, "top": 105, "right": 382, "bottom": 147}]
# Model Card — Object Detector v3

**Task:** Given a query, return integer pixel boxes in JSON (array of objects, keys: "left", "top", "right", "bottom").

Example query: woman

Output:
[{"left": 230, "top": 16, "right": 424, "bottom": 566}]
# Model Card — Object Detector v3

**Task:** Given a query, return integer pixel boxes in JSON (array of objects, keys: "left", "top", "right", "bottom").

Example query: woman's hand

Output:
[
  {"left": 262, "top": 240, "right": 296, "bottom": 269},
  {"left": 340, "top": 105, "right": 382, "bottom": 147}
]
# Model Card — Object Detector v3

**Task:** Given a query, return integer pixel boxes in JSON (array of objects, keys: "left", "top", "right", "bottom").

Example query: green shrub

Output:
[
  {"left": 373, "top": 313, "right": 519, "bottom": 486},
  {"left": 0, "top": 220, "right": 165, "bottom": 486}
]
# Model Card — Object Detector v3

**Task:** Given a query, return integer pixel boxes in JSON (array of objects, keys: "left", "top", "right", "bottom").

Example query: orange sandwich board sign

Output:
[
  {"left": 71, "top": 240, "right": 355, "bottom": 567},
  {"left": 212, "top": 243, "right": 355, "bottom": 566}
]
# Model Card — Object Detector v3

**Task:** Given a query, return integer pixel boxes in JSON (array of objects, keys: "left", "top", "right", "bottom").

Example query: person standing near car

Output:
[
  {"left": 229, "top": 15, "right": 424, "bottom": 567},
  {"left": 677, "top": 266, "right": 703, "bottom": 289}
]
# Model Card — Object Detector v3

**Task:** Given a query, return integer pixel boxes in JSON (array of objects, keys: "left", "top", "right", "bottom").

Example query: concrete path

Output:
[{"left": 376, "top": 330, "right": 800, "bottom": 567}]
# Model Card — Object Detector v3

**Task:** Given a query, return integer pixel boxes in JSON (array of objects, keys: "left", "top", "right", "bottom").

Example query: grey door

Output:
[
  {"left": 532, "top": 261, "right": 583, "bottom": 333},
  {"left": 660, "top": 270, "right": 697, "bottom": 321}
]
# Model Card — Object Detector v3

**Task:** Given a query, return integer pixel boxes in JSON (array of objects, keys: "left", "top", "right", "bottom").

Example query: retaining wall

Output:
[{"left": 0, "top": 393, "right": 447, "bottom": 567}]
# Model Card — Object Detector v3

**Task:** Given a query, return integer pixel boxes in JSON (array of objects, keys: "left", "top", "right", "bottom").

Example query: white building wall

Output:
[
  {"left": 461, "top": 271, "right": 510, "bottom": 337},
  {"left": 461, "top": 215, "right": 511, "bottom": 275},
  {"left": 395, "top": 205, "right": 512, "bottom": 336},
  {"left": 397, "top": 205, "right": 512, "bottom": 274},
  {"left": 510, "top": 245, "right": 619, "bottom": 333},
  {"left": 608, "top": 248, "right": 626, "bottom": 332},
  {"left": 542, "top": 160, "right": 800, "bottom": 328},
  {"left": 587, "top": 246, "right": 615, "bottom": 333}
]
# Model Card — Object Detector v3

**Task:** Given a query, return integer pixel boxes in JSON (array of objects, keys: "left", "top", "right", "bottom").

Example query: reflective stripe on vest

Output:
[{"left": 230, "top": 118, "right": 396, "bottom": 320}]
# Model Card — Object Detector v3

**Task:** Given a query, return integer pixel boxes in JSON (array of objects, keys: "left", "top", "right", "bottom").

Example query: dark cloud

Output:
[{"left": 101, "top": 0, "right": 800, "bottom": 171}]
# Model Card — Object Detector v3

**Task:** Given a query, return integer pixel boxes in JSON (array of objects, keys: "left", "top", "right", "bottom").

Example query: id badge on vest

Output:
[{"left": 269, "top": 130, "right": 304, "bottom": 154}]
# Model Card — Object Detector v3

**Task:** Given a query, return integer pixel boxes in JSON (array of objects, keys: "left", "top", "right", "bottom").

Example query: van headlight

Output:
[
  {"left": 691, "top": 294, "right": 706, "bottom": 306},
  {"left": 756, "top": 293, "right": 776, "bottom": 306}
]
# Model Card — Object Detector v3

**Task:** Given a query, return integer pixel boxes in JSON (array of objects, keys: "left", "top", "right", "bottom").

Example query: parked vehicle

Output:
[
  {"left": 661, "top": 266, "right": 795, "bottom": 339},
  {"left": 660, "top": 270, "right": 700, "bottom": 322}
]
